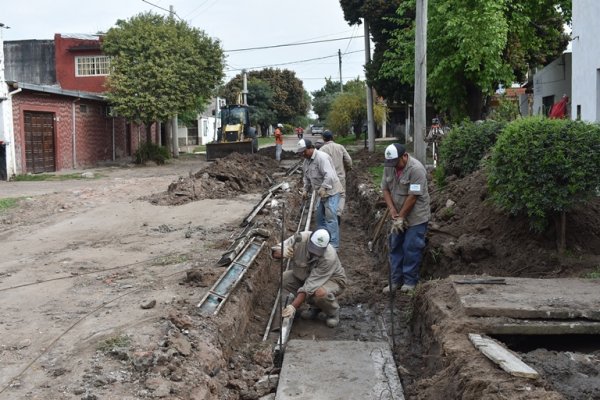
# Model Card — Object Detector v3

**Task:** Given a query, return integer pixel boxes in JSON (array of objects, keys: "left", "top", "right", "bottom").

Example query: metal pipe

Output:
[{"left": 304, "top": 190, "right": 316, "bottom": 232}]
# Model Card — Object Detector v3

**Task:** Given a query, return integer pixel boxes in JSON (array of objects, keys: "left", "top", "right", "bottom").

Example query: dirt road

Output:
[{"left": 0, "top": 156, "right": 261, "bottom": 399}]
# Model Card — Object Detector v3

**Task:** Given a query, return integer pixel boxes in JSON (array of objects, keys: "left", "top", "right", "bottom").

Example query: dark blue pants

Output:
[{"left": 388, "top": 222, "right": 428, "bottom": 286}]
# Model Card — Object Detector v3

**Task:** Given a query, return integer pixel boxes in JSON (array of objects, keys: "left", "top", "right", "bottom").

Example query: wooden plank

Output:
[
  {"left": 452, "top": 275, "right": 600, "bottom": 321},
  {"left": 469, "top": 333, "right": 539, "bottom": 379}
]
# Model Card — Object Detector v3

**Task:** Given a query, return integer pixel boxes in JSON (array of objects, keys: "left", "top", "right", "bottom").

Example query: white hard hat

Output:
[
  {"left": 277, "top": 123, "right": 283, "bottom": 128},
  {"left": 307, "top": 229, "right": 330, "bottom": 256}
]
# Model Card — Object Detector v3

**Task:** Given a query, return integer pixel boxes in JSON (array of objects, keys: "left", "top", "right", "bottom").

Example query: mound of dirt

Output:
[
  {"left": 257, "top": 145, "right": 297, "bottom": 160},
  {"left": 148, "top": 153, "right": 282, "bottom": 206}
]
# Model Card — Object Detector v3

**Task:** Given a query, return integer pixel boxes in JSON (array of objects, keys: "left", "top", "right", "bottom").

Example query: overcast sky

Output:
[{"left": 3, "top": 0, "right": 369, "bottom": 94}]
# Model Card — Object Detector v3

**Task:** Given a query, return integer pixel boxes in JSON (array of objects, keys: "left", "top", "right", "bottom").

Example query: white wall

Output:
[
  {"left": 532, "top": 53, "right": 571, "bottom": 116},
  {"left": 199, "top": 116, "right": 218, "bottom": 145},
  {"left": 571, "top": 0, "right": 600, "bottom": 121}
]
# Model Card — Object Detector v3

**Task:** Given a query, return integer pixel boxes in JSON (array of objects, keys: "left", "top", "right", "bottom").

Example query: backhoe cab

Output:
[{"left": 206, "top": 104, "right": 258, "bottom": 161}]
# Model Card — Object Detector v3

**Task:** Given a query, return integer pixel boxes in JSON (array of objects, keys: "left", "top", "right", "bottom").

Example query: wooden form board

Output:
[{"left": 469, "top": 333, "right": 539, "bottom": 379}]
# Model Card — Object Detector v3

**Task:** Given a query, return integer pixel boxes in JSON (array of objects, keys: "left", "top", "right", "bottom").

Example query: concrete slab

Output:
[
  {"left": 276, "top": 340, "right": 404, "bottom": 400},
  {"left": 452, "top": 275, "right": 600, "bottom": 321}
]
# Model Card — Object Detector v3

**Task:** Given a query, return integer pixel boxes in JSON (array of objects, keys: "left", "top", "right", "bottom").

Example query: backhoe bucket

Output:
[{"left": 206, "top": 141, "right": 254, "bottom": 161}]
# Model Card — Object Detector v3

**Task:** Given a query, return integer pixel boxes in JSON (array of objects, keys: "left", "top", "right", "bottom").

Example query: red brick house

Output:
[{"left": 3, "top": 33, "right": 156, "bottom": 175}]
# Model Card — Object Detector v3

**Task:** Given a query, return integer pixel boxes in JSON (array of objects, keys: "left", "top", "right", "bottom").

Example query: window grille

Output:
[{"left": 75, "top": 56, "right": 110, "bottom": 76}]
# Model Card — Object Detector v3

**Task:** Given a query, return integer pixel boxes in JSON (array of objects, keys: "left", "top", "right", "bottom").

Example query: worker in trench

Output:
[
  {"left": 318, "top": 130, "right": 353, "bottom": 226},
  {"left": 296, "top": 138, "right": 343, "bottom": 248},
  {"left": 381, "top": 143, "right": 431, "bottom": 294},
  {"left": 271, "top": 229, "right": 347, "bottom": 328}
]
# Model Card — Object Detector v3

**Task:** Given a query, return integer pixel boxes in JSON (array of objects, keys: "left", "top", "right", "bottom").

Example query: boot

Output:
[
  {"left": 300, "top": 307, "right": 321, "bottom": 320},
  {"left": 325, "top": 309, "right": 340, "bottom": 328}
]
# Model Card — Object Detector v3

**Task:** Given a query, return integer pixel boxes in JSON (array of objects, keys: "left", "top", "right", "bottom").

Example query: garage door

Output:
[{"left": 24, "top": 111, "right": 55, "bottom": 173}]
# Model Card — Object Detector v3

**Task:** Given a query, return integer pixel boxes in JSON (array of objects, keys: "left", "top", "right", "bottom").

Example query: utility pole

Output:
[
  {"left": 242, "top": 69, "right": 248, "bottom": 105},
  {"left": 338, "top": 49, "right": 343, "bottom": 93},
  {"left": 414, "top": 0, "right": 427, "bottom": 164},
  {"left": 364, "top": 20, "right": 375, "bottom": 152}
]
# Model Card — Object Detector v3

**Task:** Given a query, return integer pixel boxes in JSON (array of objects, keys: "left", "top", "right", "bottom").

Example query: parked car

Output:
[{"left": 311, "top": 125, "right": 324, "bottom": 135}]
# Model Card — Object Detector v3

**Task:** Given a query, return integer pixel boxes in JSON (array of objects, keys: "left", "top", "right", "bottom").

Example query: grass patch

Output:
[
  {"left": 12, "top": 173, "right": 98, "bottom": 182},
  {"left": 257, "top": 136, "right": 274, "bottom": 147},
  {"left": 369, "top": 165, "right": 384, "bottom": 187},
  {"left": 582, "top": 266, "right": 600, "bottom": 279},
  {"left": 0, "top": 197, "right": 20, "bottom": 211},
  {"left": 152, "top": 253, "right": 189, "bottom": 266},
  {"left": 97, "top": 334, "right": 131, "bottom": 353},
  {"left": 193, "top": 145, "right": 206, "bottom": 153}
]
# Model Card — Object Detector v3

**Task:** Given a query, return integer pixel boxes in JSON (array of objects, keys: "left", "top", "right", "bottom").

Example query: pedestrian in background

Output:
[
  {"left": 381, "top": 143, "right": 430, "bottom": 294},
  {"left": 296, "top": 138, "right": 343, "bottom": 248},
  {"left": 274, "top": 123, "right": 284, "bottom": 162},
  {"left": 319, "top": 130, "right": 352, "bottom": 224},
  {"left": 271, "top": 229, "right": 347, "bottom": 328}
]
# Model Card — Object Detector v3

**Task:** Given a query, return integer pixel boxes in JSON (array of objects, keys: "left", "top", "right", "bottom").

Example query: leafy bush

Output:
[
  {"left": 134, "top": 142, "right": 170, "bottom": 165},
  {"left": 439, "top": 120, "right": 505, "bottom": 178},
  {"left": 487, "top": 117, "right": 600, "bottom": 232}
]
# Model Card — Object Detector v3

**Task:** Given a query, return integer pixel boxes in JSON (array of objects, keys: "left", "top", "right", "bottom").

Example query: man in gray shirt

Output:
[
  {"left": 381, "top": 143, "right": 430, "bottom": 293},
  {"left": 297, "top": 138, "right": 343, "bottom": 248},
  {"left": 319, "top": 130, "right": 353, "bottom": 223},
  {"left": 272, "top": 229, "right": 347, "bottom": 328}
]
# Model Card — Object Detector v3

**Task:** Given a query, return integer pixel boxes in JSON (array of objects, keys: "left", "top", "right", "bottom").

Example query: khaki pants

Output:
[{"left": 282, "top": 270, "right": 344, "bottom": 316}]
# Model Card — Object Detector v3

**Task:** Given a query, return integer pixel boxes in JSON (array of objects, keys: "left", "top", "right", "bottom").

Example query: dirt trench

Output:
[{"left": 2, "top": 150, "right": 599, "bottom": 399}]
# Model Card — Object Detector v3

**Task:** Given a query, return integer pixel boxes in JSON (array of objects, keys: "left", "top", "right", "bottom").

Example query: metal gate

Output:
[{"left": 24, "top": 111, "right": 55, "bottom": 173}]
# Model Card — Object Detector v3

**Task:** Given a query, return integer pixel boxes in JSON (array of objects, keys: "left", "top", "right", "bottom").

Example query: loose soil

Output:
[{"left": 1, "top": 145, "right": 599, "bottom": 400}]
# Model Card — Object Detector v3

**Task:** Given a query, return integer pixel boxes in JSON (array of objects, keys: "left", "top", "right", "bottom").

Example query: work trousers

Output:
[
  {"left": 316, "top": 193, "right": 340, "bottom": 248},
  {"left": 275, "top": 144, "right": 282, "bottom": 161},
  {"left": 338, "top": 176, "right": 346, "bottom": 217},
  {"left": 282, "top": 270, "right": 343, "bottom": 316},
  {"left": 388, "top": 222, "right": 428, "bottom": 286}
]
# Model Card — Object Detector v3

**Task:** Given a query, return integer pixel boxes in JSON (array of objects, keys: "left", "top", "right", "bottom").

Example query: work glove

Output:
[
  {"left": 390, "top": 217, "right": 406, "bottom": 235},
  {"left": 282, "top": 246, "right": 294, "bottom": 259},
  {"left": 300, "top": 189, "right": 308, "bottom": 200},
  {"left": 318, "top": 187, "right": 329, "bottom": 198},
  {"left": 282, "top": 304, "right": 296, "bottom": 318}
]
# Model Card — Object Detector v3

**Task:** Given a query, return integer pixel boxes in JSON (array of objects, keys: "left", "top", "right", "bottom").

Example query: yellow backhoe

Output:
[{"left": 205, "top": 100, "right": 258, "bottom": 161}]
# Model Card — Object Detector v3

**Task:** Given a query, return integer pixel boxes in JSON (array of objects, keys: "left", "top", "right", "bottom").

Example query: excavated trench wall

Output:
[{"left": 345, "top": 168, "right": 563, "bottom": 400}]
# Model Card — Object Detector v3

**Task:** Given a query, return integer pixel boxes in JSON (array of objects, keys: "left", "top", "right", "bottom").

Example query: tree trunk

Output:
[
  {"left": 145, "top": 123, "right": 152, "bottom": 144},
  {"left": 555, "top": 212, "right": 566, "bottom": 254},
  {"left": 465, "top": 83, "right": 484, "bottom": 121}
]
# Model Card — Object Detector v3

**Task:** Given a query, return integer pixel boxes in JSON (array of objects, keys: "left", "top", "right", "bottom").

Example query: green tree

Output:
[
  {"left": 326, "top": 79, "right": 386, "bottom": 137},
  {"left": 381, "top": 0, "right": 570, "bottom": 121},
  {"left": 220, "top": 68, "right": 309, "bottom": 126},
  {"left": 487, "top": 117, "right": 600, "bottom": 251},
  {"left": 311, "top": 77, "right": 342, "bottom": 122},
  {"left": 102, "top": 12, "right": 224, "bottom": 141},
  {"left": 339, "top": 0, "right": 412, "bottom": 103}
]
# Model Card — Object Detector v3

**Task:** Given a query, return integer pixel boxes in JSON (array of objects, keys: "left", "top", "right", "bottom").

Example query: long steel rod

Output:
[
  {"left": 304, "top": 190, "right": 316, "bottom": 232},
  {"left": 262, "top": 197, "right": 309, "bottom": 341}
]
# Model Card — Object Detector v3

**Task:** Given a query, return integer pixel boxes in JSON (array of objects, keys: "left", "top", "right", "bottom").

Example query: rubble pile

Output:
[{"left": 148, "top": 153, "right": 282, "bottom": 206}]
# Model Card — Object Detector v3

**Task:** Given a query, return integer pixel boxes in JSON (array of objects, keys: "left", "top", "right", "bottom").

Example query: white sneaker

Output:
[
  {"left": 382, "top": 283, "right": 399, "bottom": 294},
  {"left": 400, "top": 284, "right": 416, "bottom": 293}
]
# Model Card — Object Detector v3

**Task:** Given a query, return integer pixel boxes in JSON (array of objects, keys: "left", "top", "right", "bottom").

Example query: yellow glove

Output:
[
  {"left": 390, "top": 217, "right": 406, "bottom": 235},
  {"left": 318, "top": 187, "right": 329, "bottom": 198},
  {"left": 282, "top": 304, "right": 296, "bottom": 318}
]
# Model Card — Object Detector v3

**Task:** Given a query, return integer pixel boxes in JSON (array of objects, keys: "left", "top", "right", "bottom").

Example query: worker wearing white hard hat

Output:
[
  {"left": 271, "top": 229, "right": 347, "bottom": 328},
  {"left": 296, "top": 138, "right": 343, "bottom": 248}
]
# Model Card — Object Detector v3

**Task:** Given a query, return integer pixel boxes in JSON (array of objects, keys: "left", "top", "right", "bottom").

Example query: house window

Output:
[
  {"left": 80, "top": 104, "right": 88, "bottom": 113},
  {"left": 75, "top": 56, "right": 110, "bottom": 76},
  {"left": 542, "top": 95, "right": 555, "bottom": 116}
]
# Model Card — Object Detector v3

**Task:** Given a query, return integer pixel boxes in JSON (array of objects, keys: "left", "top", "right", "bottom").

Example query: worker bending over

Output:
[{"left": 272, "top": 229, "right": 347, "bottom": 328}]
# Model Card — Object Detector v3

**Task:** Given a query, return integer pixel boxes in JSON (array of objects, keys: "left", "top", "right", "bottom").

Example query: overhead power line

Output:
[
  {"left": 226, "top": 50, "right": 364, "bottom": 72},
  {"left": 141, "top": 0, "right": 183, "bottom": 20},
  {"left": 224, "top": 35, "right": 364, "bottom": 53}
]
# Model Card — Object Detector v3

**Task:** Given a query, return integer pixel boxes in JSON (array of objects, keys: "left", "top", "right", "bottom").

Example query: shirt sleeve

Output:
[
  {"left": 318, "top": 153, "right": 338, "bottom": 190},
  {"left": 342, "top": 147, "right": 353, "bottom": 171},
  {"left": 408, "top": 167, "right": 427, "bottom": 196},
  {"left": 299, "top": 257, "right": 335, "bottom": 294}
]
